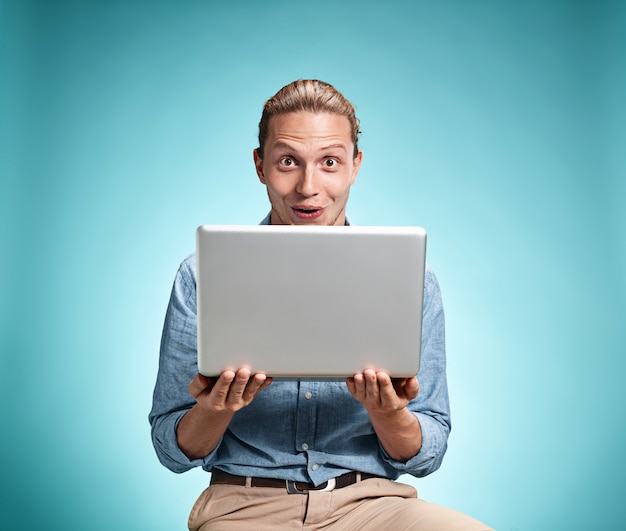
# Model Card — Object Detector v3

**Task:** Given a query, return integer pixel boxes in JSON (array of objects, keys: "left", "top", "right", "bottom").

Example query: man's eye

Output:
[
  {"left": 279, "top": 157, "right": 295, "bottom": 166},
  {"left": 324, "top": 158, "right": 338, "bottom": 168}
]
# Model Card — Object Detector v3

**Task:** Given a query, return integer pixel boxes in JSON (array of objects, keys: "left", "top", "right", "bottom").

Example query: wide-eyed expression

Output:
[{"left": 254, "top": 112, "right": 362, "bottom": 226}]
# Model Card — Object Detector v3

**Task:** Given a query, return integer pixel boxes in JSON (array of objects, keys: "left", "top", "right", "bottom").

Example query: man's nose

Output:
[{"left": 296, "top": 166, "right": 320, "bottom": 197}]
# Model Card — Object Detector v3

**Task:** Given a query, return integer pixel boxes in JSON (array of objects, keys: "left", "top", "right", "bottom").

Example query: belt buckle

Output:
[{"left": 286, "top": 477, "right": 336, "bottom": 494}]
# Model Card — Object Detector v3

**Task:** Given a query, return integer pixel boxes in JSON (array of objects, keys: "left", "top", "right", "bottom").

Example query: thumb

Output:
[{"left": 188, "top": 373, "right": 212, "bottom": 399}]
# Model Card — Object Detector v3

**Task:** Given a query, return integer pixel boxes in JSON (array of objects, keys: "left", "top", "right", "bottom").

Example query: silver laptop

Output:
[{"left": 196, "top": 224, "right": 427, "bottom": 378}]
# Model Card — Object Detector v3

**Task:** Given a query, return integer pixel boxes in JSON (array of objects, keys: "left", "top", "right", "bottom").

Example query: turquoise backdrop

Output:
[{"left": 1, "top": 1, "right": 624, "bottom": 529}]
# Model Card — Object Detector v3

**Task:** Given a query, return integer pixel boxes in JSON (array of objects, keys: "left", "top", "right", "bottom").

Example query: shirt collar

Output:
[{"left": 260, "top": 213, "right": 351, "bottom": 226}]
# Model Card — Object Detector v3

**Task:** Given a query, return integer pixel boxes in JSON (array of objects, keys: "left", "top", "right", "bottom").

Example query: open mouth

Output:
[{"left": 292, "top": 206, "right": 324, "bottom": 220}]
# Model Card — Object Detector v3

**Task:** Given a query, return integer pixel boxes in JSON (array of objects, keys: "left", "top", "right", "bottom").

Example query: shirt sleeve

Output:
[
  {"left": 148, "top": 255, "right": 221, "bottom": 473},
  {"left": 379, "top": 264, "right": 451, "bottom": 477}
]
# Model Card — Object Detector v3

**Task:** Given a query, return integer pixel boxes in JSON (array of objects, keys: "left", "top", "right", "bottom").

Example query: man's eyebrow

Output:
[
  {"left": 319, "top": 143, "right": 348, "bottom": 152},
  {"left": 270, "top": 141, "right": 349, "bottom": 153},
  {"left": 271, "top": 141, "right": 298, "bottom": 151}
]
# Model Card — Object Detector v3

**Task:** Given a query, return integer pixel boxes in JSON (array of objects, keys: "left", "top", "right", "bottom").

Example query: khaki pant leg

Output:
[
  {"left": 319, "top": 478, "right": 494, "bottom": 531},
  {"left": 188, "top": 484, "right": 307, "bottom": 531}
]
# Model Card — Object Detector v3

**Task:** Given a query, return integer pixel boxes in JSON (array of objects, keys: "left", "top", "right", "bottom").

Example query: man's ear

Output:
[
  {"left": 253, "top": 149, "right": 266, "bottom": 184},
  {"left": 350, "top": 150, "right": 363, "bottom": 185}
]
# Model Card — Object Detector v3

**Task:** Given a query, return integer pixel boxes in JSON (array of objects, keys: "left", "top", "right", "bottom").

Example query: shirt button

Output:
[
  {"left": 301, "top": 443, "right": 309, "bottom": 450},
  {"left": 311, "top": 464, "right": 319, "bottom": 471},
  {"left": 304, "top": 392, "right": 313, "bottom": 400}
]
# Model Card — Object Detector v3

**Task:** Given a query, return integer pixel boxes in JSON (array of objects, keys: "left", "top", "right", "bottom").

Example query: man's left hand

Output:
[{"left": 346, "top": 369, "right": 419, "bottom": 414}]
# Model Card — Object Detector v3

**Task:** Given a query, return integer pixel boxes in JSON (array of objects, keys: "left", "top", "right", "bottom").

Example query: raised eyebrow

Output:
[
  {"left": 320, "top": 144, "right": 348, "bottom": 154},
  {"left": 270, "top": 141, "right": 348, "bottom": 158},
  {"left": 273, "top": 141, "right": 297, "bottom": 152}
]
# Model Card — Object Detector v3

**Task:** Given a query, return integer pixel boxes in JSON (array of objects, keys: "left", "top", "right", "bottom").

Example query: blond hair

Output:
[{"left": 257, "top": 80, "right": 361, "bottom": 158}]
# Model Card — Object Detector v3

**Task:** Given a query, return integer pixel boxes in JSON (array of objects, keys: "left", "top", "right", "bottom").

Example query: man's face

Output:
[{"left": 254, "top": 112, "right": 362, "bottom": 226}]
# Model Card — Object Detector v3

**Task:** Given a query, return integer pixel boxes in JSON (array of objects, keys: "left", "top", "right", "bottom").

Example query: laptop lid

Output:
[{"left": 196, "top": 224, "right": 426, "bottom": 378}]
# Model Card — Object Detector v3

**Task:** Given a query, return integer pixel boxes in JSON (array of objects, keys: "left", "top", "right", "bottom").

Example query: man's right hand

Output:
[
  {"left": 188, "top": 369, "right": 273, "bottom": 413},
  {"left": 178, "top": 369, "right": 272, "bottom": 459}
]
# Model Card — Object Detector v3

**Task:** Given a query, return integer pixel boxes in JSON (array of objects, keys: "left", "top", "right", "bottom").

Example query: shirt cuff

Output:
[
  {"left": 379, "top": 412, "right": 448, "bottom": 477},
  {"left": 152, "top": 410, "right": 222, "bottom": 473}
]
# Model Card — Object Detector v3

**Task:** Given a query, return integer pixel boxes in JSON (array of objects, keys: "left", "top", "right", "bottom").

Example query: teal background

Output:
[{"left": 1, "top": 1, "right": 624, "bottom": 529}]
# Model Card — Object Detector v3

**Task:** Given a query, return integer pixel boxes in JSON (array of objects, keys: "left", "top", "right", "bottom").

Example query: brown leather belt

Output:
[{"left": 210, "top": 470, "right": 382, "bottom": 494}]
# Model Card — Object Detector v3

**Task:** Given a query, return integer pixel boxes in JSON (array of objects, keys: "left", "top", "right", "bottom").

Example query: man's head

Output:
[{"left": 254, "top": 80, "right": 363, "bottom": 226}]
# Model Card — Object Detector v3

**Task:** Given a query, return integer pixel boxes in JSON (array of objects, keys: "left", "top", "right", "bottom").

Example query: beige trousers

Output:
[{"left": 188, "top": 477, "right": 493, "bottom": 530}]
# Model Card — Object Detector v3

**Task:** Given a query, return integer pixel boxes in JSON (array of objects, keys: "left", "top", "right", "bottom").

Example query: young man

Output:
[{"left": 150, "top": 80, "right": 492, "bottom": 530}]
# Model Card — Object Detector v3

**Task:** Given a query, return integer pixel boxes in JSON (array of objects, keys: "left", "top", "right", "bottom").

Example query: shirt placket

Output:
[{"left": 295, "top": 380, "right": 318, "bottom": 478}]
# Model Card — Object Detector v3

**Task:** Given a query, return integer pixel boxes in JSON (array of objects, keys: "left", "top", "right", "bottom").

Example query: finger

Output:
[
  {"left": 351, "top": 372, "right": 367, "bottom": 397},
  {"left": 210, "top": 370, "right": 236, "bottom": 403},
  {"left": 404, "top": 377, "right": 419, "bottom": 399},
  {"left": 345, "top": 377, "right": 356, "bottom": 395},
  {"left": 242, "top": 373, "right": 270, "bottom": 400},
  {"left": 226, "top": 368, "right": 252, "bottom": 402},
  {"left": 259, "top": 376, "right": 273, "bottom": 393},
  {"left": 375, "top": 372, "right": 398, "bottom": 405},
  {"left": 364, "top": 369, "right": 380, "bottom": 399},
  {"left": 188, "top": 373, "right": 212, "bottom": 399},
  {"left": 392, "top": 377, "right": 419, "bottom": 399}
]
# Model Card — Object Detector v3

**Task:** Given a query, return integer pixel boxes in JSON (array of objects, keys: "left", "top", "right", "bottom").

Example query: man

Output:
[{"left": 150, "top": 80, "right": 492, "bottom": 530}]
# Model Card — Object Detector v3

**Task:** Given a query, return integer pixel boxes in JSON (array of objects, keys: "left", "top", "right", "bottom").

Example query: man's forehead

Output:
[{"left": 266, "top": 112, "right": 353, "bottom": 147}]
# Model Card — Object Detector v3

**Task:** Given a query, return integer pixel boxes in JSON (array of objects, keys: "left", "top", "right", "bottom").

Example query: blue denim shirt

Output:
[{"left": 149, "top": 216, "right": 450, "bottom": 484}]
